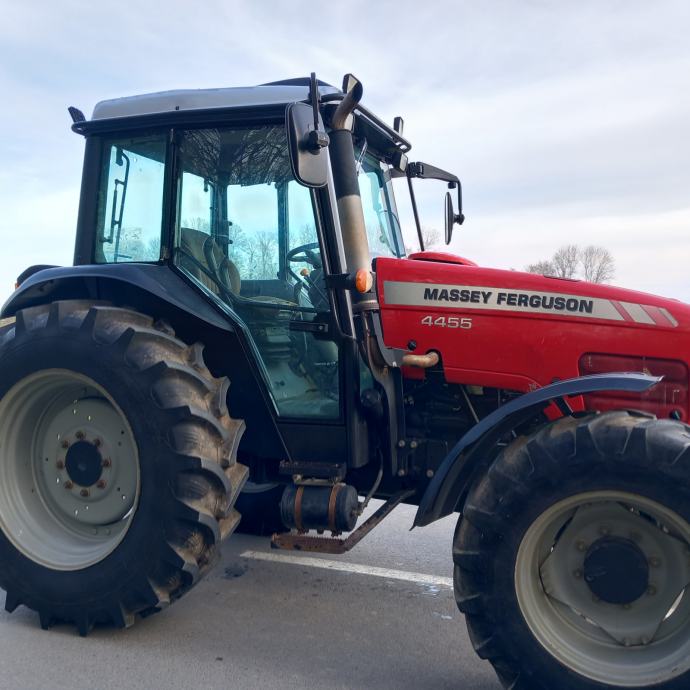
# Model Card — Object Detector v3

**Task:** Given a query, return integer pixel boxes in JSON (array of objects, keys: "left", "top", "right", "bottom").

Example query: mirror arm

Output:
[
  {"left": 306, "top": 73, "right": 330, "bottom": 151},
  {"left": 407, "top": 161, "right": 459, "bottom": 186},
  {"left": 406, "top": 175, "right": 425, "bottom": 251},
  {"left": 408, "top": 160, "right": 465, "bottom": 235}
]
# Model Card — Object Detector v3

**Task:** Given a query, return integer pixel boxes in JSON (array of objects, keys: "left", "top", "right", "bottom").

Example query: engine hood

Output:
[
  {"left": 375, "top": 256, "right": 690, "bottom": 419},
  {"left": 377, "top": 256, "right": 689, "bottom": 331}
]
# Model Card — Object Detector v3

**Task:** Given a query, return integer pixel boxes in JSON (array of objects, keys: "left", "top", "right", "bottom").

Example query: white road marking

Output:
[{"left": 241, "top": 550, "right": 453, "bottom": 588}]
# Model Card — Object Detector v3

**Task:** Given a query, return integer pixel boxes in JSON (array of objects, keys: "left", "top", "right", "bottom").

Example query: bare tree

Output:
[
  {"left": 181, "top": 216, "right": 211, "bottom": 233},
  {"left": 551, "top": 244, "right": 580, "bottom": 279},
  {"left": 405, "top": 226, "right": 442, "bottom": 254},
  {"left": 421, "top": 227, "right": 441, "bottom": 249},
  {"left": 526, "top": 260, "right": 555, "bottom": 276},
  {"left": 257, "top": 230, "right": 278, "bottom": 279},
  {"left": 581, "top": 245, "right": 615, "bottom": 283},
  {"left": 525, "top": 244, "right": 616, "bottom": 283}
]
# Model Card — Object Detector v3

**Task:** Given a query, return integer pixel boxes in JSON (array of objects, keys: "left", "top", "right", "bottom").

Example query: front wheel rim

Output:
[
  {"left": 0, "top": 369, "right": 140, "bottom": 571},
  {"left": 515, "top": 490, "right": 690, "bottom": 687}
]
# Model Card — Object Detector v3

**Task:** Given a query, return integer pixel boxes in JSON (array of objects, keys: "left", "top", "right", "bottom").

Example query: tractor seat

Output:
[{"left": 179, "top": 227, "right": 241, "bottom": 296}]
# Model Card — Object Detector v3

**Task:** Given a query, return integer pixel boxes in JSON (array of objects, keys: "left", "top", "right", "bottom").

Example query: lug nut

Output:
[
  {"left": 576, "top": 540, "right": 587, "bottom": 552},
  {"left": 573, "top": 569, "right": 583, "bottom": 579},
  {"left": 96, "top": 479, "right": 106, "bottom": 489},
  {"left": 94, "top": 438, "right": 102, "bottom": 448},
  {"left": 647, "top": 585, "right": 657, "bottom": 596},
  {"left": 426, "top": 469, "right": 434, "bottom": 478},
  {"left": 649, "top": 557, "right": 661, "bottom": 568},
  {"left": 76, "top": 430, "right": 85, "bottom": 440},
  {"left": 598, "top": 525, "right": 612, "bottom": 536},
  {"left": 61, "top": 440, "right": 69, "bottom": 449},
  {"left": 80, "top": 488, "right": 89, "bottom": 497},
  {"left": 64, "top": 480, "right": 74, "bottom": 490},
  {"left": 56, "top": 460, "right": 65, "bottom": 470},
  {"left": 101, "top": 458, "right": 111, "bottom": 468}
]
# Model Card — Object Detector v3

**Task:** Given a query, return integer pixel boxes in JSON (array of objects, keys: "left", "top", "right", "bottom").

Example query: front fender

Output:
[{"left": 413, "top": 372, "right": 661, "bottom": 527}]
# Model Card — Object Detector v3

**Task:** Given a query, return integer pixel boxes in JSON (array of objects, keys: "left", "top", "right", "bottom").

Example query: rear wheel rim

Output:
[
  {"left": 0, "top": 369, "right": 140, "bottom": 570},
  {"left": 515, "top": 490, "right": 690, "bottom": 687}
]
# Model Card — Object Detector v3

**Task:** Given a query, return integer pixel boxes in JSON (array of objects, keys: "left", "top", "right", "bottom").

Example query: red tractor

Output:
[{"left": 1, "top": 73, "right": 689, "bottom": 690}]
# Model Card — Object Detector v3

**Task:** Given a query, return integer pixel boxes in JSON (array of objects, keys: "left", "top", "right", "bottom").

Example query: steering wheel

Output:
[
  {"left": 286, "top": 242, "right": 328, "bottom": 309},
  {"left": 286, "top": 242, "right": 322, "bottom": 270}
]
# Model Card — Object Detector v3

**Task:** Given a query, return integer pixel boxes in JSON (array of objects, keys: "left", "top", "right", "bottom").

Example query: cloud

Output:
[{"left": 1, "top": 0, "right": 689, "bottom": 306}]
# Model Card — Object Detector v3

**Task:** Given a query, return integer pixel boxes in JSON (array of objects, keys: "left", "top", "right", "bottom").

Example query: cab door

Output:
[{"left": 172, "top": 123, "right": 351, "bottom": 467}]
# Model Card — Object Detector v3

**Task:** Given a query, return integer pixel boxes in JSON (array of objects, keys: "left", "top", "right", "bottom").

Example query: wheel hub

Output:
[
  {"left": 583, "top": 536, "right": 650, "bottom": 605},
  {"left": 0, "top": 370, "right": 140, "bottom": 570},
  {"left": 516, "top": 491, "right": 690, "bottom": 687},
  {"left": 38, "top": 397, "right": 138, "bottom": 527},
  {"left": 65, "top": 441, "right": 103, "bottom": 487}
]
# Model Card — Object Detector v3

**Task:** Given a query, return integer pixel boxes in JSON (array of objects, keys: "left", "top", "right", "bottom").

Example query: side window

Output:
[
  {"left": 179, "top": 172, "right": 211, "bottom": 234},
  {"left": 95, "top": 135, "right": 166, "bottom": 263},
  {"left": 226, "top": 183, "right": 279, "bottom": 281},
  {"left": 359, "top": 169, "right": 384, "bottom": 256},
  {"left": 358, "top": 153, "right": 404, "bottom": 257}
]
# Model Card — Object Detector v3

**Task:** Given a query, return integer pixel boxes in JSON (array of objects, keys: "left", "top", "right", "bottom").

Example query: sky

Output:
[{"left": 0, "top": 0, "right": 689, "bottom": 305}]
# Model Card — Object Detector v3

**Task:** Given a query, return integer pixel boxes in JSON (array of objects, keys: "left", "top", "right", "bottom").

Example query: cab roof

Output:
[
  {"left": 91, "top": 80, "right": 341, "bottom": 121},
  {"left": 79, "top": 77, "right": 411, "bottom": 154}
]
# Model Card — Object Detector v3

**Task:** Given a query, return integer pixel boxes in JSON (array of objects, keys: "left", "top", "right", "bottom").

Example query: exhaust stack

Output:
[{"left": 328, "top": 74, "right": 375, "bottom": 308}]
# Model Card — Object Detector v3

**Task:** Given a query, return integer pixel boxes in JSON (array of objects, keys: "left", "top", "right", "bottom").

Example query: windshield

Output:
[{"left": 355, "top": 146, "right": 405, "bottom": 258}]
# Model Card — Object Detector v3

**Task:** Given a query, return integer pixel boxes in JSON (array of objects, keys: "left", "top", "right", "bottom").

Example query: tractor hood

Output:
[{"left": 375, "top": 255, "right": 690, "bottom": 420}]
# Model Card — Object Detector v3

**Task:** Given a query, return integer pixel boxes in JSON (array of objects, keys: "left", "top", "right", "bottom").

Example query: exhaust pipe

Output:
[
  {"left": 331, "top": 76, "right": 364, "bottom": 130},
  {"left": 328, "top": 74, "right": 375, "bottom": 308}
]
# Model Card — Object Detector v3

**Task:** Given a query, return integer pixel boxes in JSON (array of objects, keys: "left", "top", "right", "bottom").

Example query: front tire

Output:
[
  {"left": 0, "top": 301, "right": 247, "bottom": 634},
  {"left": 455, "top": 411, "right": 690, "bottom": 689}
]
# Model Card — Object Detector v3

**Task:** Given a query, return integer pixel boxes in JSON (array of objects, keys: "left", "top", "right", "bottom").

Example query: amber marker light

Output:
[{"left": 355, "top": 269, "right": 373, "bottom": 293}]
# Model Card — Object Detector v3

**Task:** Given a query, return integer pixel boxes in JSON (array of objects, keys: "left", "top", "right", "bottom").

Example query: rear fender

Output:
[
  {"left": 2, "top": 264, "right": 233, "bottom": 333},
  {"left": 413, "top": 372, "right": 661, "bottom": 527}
]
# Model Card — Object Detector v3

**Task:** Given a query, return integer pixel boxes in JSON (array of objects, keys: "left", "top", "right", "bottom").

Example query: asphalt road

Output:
[{"left": 0, "top": 503, "right": 501, "bottom": 690}]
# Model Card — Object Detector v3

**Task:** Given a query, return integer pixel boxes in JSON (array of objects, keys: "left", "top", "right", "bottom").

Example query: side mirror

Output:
[
  {"left": 444, "top": 191, "right": 455, "bottom": 245},
  {"left": 286, "top": 102, "right": 329, "bottom": 188},
  {"left": 407, "top": 161, "right": 464, "bottom": 248},
  {"left": 286, "top": 74, "right": 330, "bottom": 188}
]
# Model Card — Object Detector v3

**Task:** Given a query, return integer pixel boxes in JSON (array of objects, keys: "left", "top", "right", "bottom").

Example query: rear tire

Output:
[
  {"left": 236, "top": 482, "right": 285, "bottom": 536},
  {"left": 454, "top": 411, "right": 690, "bottom": 689},
  {"left": 0, "top": 301, "right": 248, "bottom": 634}
]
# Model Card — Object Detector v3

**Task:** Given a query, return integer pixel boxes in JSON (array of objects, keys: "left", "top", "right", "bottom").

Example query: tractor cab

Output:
[{"left": 67, "top": 76, "right": 428, "bottom": 478}]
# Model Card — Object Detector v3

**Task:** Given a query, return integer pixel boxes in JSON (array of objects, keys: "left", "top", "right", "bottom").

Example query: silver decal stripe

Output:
[
  {"left": 620, "top": 301, "right": 655, "bottom": 325},
  {"left": 659, "top": 307, "right": 679, "bottom": 328},
  {"left": 383, "top": 281, "right": 627, "bottom": 321}
]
